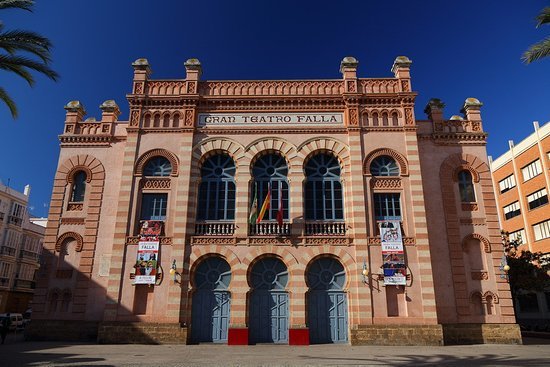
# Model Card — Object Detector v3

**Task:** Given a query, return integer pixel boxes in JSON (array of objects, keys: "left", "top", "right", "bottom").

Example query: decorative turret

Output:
[
  {"left": 100, "top": 100, "right": 121, "bottom": 123},
  {"left": 424, "top": 98, "right": 445, "bottom": 123},
  {"left": 184, "top": 58, "right": 202, "bottom": 80},
  {"left": 392, "top": 56, "right": 412, "bottom": 92},
  {"left": 63, "top": 100, "right": 86, "bottom": 134},
  {"left": 131, "top": 58, "right": 151, "bottom": 95}
]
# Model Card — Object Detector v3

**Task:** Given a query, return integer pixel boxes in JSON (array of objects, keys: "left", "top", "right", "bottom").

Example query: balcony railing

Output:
[
  {"left": 13, "top": 279, "right": 35, "bottom": 289},
  {"left": 194, "top": 222, "right": 235, "bottom": 236},
  {"left": 305, "top": 221, "right": 346, "bottom": 236},
  {"left": 8, "top": 215, "right": 22, "bottom": 226},
  {"left": 250, "top": 222, "right": 291, "bottom": 236},
  {"left": 0, "top": 246, "right": 16, "bottom": 257},
  {"left": 20, "top": 250, "right": 39, "bottom": 262}
]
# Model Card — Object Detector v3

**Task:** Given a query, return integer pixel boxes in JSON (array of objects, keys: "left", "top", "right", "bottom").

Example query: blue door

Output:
[
  {"left": 191, "top": 257, "right": 232, "bottom": 343},
  {"left": 307, "top": 257, "right": 348, "bottom": 344},
  {"left": 249, "top": 257, "right": 289, "bottom": 344}
]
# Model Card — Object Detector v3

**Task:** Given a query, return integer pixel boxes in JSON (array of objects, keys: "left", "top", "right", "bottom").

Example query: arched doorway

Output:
[
  {"left": 191, "top": 256, "right": 231, "bottom": 343},
  {"left": 307, "top": 257, "right": 348, "bottom": 343},
  {"left": 249, "top": 257, "right": 289, "bottom": 343}
]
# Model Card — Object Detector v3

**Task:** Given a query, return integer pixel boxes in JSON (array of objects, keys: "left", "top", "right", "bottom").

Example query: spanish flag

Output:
[
  {"left": 249, "top": 183, "right": 258, "bottom": 225},
  {"left": 256, "top": 183, "right": 271, "bottom": 223}
]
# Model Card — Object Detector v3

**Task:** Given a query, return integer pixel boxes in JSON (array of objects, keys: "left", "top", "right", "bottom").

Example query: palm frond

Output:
[
  {"left": 0, "top": 30, "right": 53, "bottom": 62},
  {"left": 0, "top": 54, "right": 59, "bottom": 85},
  {"left": 0, "top": 86, "right": 18, "bottom": 118},
  {"left": 0, "top": 0, "right": 34, "bottom": 11},
  {"left": 536, "top": 6, "right": 550, "bottom": 27},
  {"left": 522, "top": 36, "right": 550, "bottom": 63}
]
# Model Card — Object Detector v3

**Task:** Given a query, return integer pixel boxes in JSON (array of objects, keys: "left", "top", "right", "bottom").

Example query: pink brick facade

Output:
[{"left": 27, "top": 56, "right": 520, "bottom": 345}]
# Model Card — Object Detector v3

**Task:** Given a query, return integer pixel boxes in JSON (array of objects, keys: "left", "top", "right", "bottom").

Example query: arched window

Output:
[
  {"left": 143, "top": 114, "right": 151, "bottom": 128},
  {"left": 70, "top": 171, "right": 86, "bottom": 202},
  {"left": 153, "top": 114, "right": 160, "bottom": 128},
  {"left": 144, "top": 157, "right": 172, "bottom": 177},
  {"left": 304, "top": 153, "right": 344, "bottom": 220},
  {"left": 251, "top": 153, "right": 289, "bottom": 221},
  {"left": 392, "top": 112, "right": 399, "bottom": 126},
  {"left": 173, "top": 113, "right": 180, "bottom": 127},
  {"left": 163, "top": 114, "right": 170, "bottom": 127},
  {"left": 382, "top": 113, "right": 389, "bottom": 126},
  {"left": 370, "top": 156, "right": 399, "bottom": 176},
  {"left": 372, "top": 113, "right": 379, "bottom": 126},
  {"left": 196, "top": 154, "right": 236, "bottom": 221},
  {"left": 458, "top": 170, "right": 476, "bottom": 202}
]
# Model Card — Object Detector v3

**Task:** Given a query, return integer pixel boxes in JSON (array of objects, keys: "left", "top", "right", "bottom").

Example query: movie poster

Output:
[
  {"left": 380, "top": 221, "right": 406, "bottom": 285},
  {"left": 134, "top": 220, "right": 163, "bottom": 285}
]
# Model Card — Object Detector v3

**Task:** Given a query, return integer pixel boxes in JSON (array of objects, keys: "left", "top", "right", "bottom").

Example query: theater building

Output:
[{"left": 27, "top": 56, "right": 521, "bottom": 345}]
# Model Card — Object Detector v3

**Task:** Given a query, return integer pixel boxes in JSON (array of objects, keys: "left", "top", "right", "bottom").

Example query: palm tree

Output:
[
  {"left": 522, "top": 6, "right": 550, "bottom": 64},
  {"left": 0, "top": 0, "right": 58, "bottom": 118}
]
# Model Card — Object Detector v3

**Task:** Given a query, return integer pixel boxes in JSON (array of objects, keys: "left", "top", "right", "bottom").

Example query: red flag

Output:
[{"left": 276, "top": 183, "right": 283, "bottom": 226}]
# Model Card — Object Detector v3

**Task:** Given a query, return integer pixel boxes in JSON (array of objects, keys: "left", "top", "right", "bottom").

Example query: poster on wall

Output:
[
  {"left": 379, "top": 221, "right": 406, "bottom": 286},
  {"left": 134, "top": 220, "right": 163, "bottom": 285}
]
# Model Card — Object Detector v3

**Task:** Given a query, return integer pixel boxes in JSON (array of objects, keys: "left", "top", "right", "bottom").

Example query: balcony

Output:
[
  {"left": 8, "top": 215, "right": 22, "bottom": 226},
  {"left": 0, "top": 246, "right": 16, "bottom": 257},
  {"left": 20, "top": 250, "right": 39, "bottom": 262},
  {"left": 305, "top": 221, "right": 346, "bottom": 236},
  {"left": 249, "top": 222, "right": 291, "bottom": 236},
  {"left": 13, "top": 279, "right": 35, "bottom": 289},
  {"left": 194, "top": 222, "right": 235, "bottom": 236}
]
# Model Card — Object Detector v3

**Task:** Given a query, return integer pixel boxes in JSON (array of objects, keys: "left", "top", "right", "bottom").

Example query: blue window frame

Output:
[
  {"left": 370, "top": 156, "right": 399, "bottom": 176},
  {"left": 458, "top": 170, "right": 476, "bottom": 202},
  {"left": 144, "top": 157, "right": 172, "bottom": 177},
  {"left": 252, "top": 154, "right": 289, "bottom": 220},
  {"left": 71, "top": 171, "right": 86, "bottom": 202},
  {"left": 140, "top": 193, "right": 167, "bottom": 220},
  {"left": 374, "top": 193, "right": 401, "bottom": 220},
  {"left": 196, "top": 154, "right": 236, "bottom": 221},
  {"left": 304, "top": 153, "right": 344, "bottom": 220}
]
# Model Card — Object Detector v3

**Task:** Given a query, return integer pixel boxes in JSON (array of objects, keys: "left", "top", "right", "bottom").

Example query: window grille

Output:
[
  {"left": 143, "top": 157, "right": 172, "bottom": 177},
  {"left": 196, "top": 154, "right": 236, "bottom": 221},
  {"left": 370, "top": 156, "right": 399, "bottom": 176},
  {"left": 304, "top": 154, "right": 344, "bottom": 220},
  {"left": 251, "top": 154, "right": 289, "bottom": 221}
]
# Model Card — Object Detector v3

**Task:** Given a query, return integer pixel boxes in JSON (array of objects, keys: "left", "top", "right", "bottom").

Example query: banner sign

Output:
[
  {"left": 380, "top": 221, "right": 406, "bottom": 285},
  {"left": 198, "top": 113, "right": 344, "bottom": 126},
  {"left": 134, "top": 220, "right": 163, "bottom": 285}
]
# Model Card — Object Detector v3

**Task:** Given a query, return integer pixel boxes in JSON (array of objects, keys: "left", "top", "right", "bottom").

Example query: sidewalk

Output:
[{"left": 2, "top": 337, "right": 550, "bottom": 366}]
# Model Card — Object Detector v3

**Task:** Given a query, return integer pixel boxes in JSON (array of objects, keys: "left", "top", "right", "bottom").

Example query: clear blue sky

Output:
[{"left": 1, "top": 0, "right": 549, "bottom": 217}]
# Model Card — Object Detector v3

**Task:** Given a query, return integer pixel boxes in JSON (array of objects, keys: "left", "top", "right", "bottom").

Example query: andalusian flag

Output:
[
  {"left": 249, "top": 184, "right": 258, "bottom": 225},
  {"left": 256, "top": 183, "right": 271, "bottom": 223}
]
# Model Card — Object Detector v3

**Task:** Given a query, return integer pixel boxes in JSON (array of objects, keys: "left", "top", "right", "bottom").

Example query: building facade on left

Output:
[{"left": 0, "top": 183, "right": 45, "bottom": 313}]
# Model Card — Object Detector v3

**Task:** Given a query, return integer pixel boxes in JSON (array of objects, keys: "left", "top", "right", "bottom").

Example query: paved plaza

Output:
[{"left": 1, "top": 333, "right": 550, "bottom": 367}]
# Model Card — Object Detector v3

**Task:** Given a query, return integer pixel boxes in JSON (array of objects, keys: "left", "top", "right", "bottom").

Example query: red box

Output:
[
  {"left": 228, "top": 328, "right": 249, "bottom": 345},
  {"left": 289, "top": 328, "right": 309, "bottom": 345}
]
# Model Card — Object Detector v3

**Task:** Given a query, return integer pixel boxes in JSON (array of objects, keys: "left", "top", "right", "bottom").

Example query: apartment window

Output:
[
  {"left": 0, "top": 262, "right": 12, "bottom": 278},
  {"left": 527, "top": 188, "right": 548, "bottom": 210},
  {"left": 522, "top": 159, "right": 542, "bottom": 181},
  {"left": 503, "top": 201, "right": 521, "bottom": 220},
  {"left": 10, "top": 202, "right": 25, "bottom": 218},
  {"left": 374, "top": 193, "right": 401, "bottom": 220},
  {"left": 509, "top": 229, "right": 525, "bottom": 245},
  {"left": 498, "top": 174, "right": 516, "bottom": 193},
  {"left": 140, "top": 193, "right": 168, "bottom": 221},
  {"left": 533, "top": 220, "right": 550, "bottom": 241}
]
